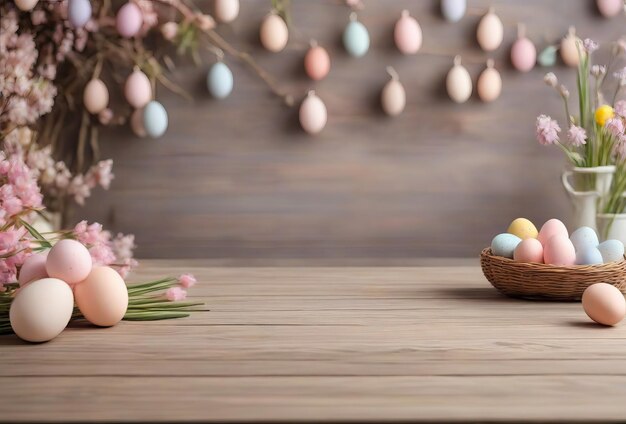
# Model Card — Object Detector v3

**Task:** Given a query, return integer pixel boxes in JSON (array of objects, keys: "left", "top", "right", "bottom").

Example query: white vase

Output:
[
  {"left": 562, "top": 166, "right": 616, "bottom": 231},
  {"left": 597, "top": 213, "right": 626, "bottom": 244}
]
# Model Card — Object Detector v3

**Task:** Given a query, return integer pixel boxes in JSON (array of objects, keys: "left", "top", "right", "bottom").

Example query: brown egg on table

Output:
[
  {"left": 582, "top": 283, "right": 626, "bottom": 326},
  {"left": 477, "top": 59, "right": 502, "bottom": 102},
  {"left": 74, "top": 266, "right": 129, "bottom": 327}
]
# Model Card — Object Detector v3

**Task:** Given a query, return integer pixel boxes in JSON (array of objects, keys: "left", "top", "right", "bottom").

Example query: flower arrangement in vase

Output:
[{"left": 536, "top": 37, "right": 626, "bottom": 234}]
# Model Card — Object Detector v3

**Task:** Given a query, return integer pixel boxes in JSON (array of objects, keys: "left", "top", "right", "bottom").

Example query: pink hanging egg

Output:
[
  {"left": 304, "top": 44, "right": 330, "bottom": 81},
  {"left": 124, "top": 69, "right": 152, "bottom": 109},
  {"left": 511, "top": 37, "right": 536, "bottom": 72},
  {"left": 116, "top": 2, "right": 143, "bottom": 38},
  {"left": 597, "top": 0, "right": 623, "bottom": 17},
  {"left": 394, "top": 10, "right": 422, "bottom": 55}
]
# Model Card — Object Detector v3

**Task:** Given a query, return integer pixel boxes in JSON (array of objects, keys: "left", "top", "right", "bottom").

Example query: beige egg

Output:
[
  {"left": 476, "top": 8, "right": 503, "bottom": 52},
  {"left": 446, "top": 56, "right": 472, "bottom": 103},
  {"left": 83, "top": 79, "right": 109, "bottom": 114},
  {"left": 74, "top": 266, "right": 128, "bottom": 327},
  {"left": 130, "top": 108, "right": 147, "bottom": 137},
  {"left": 597, "top": 0, "right": 624, "bottom": 18},
  {"left": 10, "top": 278, "right": 74, "bottom": 342},
  {"left": 15, "top": 0, "right": 38, "bottom": 11},
  {"left": 381, "top": 67, "right": 406, "bottom": 116},
  {"left": 260, "top": 13, "right": 288, "bottom": 53},
  {"left": 582, "top": 283, "right": 626, "bottom": 326},
  {"left": 299, "top": 91, "right": 327, "bottom": 135},
  {"left": 561, "top": 27, "right": 582, "bottom": 67},
  {"left": 214, "top": 0, "right": 239, "bottom": 23},
  {"left": 477, "top": 59, "right": 501, "bottom": 102},
  {"left": 124, "top": 70, "right": 152, "bottom": 109}
]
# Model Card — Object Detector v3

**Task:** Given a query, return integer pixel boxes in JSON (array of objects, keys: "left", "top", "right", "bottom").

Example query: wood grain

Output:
[
  {"left": 2, "top": 261, "right": 626, "bottom": 422},
  {"left": 73, "top": 0, "right": 626, "bottom": 260}
]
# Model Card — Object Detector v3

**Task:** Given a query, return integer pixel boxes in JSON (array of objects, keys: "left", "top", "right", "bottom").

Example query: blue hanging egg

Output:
[
  {"left": 207, "top": 62, "right": 234, "bottom": 99},
  {"left": 143, "top": 101, "right": 168, "bottom": 138},
  {"left": 68, "top": 0, "right": 92, "bottom": 28},
  {"left": 441, "top": 0, "right": 466, "bottom": 22},
  {"left": 538, "top": 45, "right": 558, "bottom": 67},
  {"left": 343, "top": 14, "right": 369, "bottom": 58}
]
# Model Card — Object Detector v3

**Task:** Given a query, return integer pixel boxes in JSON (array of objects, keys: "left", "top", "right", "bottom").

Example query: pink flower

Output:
[
  {"left": 583, "top": 38, "right": 598, "bottom": 53},
  {"left": 98, "top": 108, "right": 113, "bottom": 125},
  {"left": 567, "top": 125, "right": 587, "bottom": 147},
  {"left": 606, "top": 118, "right": 625, "bottom": 138},
  {"left": 536, "top": 115, "right": 561, "bottom": 146},
  {"left": 616, "top": 100, "right": 626, "bottom": 118},
  {"left": 161, "top": 22, "right": 178, "bottom": 41},
  {"left": 178, "top": 273, "right": 197, "bottom": 288},
  {"left": 0, "top": 229, "right": 21, "bottom": 251},
  {"left": 166, "top": 286, "right": 187, "bottom": 301}
]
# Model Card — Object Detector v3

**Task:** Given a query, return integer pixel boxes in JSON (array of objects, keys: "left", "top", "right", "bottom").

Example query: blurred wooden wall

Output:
[{"left": 76, "top": 0, "right": 626, "bottom": 260}]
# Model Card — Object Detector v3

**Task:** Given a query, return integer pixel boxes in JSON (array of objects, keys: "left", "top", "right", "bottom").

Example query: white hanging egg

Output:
[
  {"left": 68, "top": 0, "right": 92, "bottom": 28},
  {"left": 476, "top": 7, "right": 503, "bottom": 52},
  {"left": 299, "top": 91, "right": 327, "bottom": 135},
  {"left": 597, "top": 0, "right": 624, "bottom": 17},
  {"left": 143, "top": 100, "right": 168, "bottom": 138},
  {"left": 510, "top": 24, "right": 536, "bottom": 73},
  {"left": 304, "top": 42, "right": 331, "bottom": 81},
  {"left": 14, "top": 0, "right": 38, "bottom": 11},
  {"left": 207, "top": 61, "right": 234, "bottom": 99},
  {"left": 394, "top": 10, "right": 422, "bottom": 55},
  {"left": 116, "top": 2, "right": 143, "bottom": 38},
  {"left": 441, "top": 0, "right": 466, "bottom": 22},
  {"left": 343, "top": 13, "right": 370, "bottom": 57},
  {"left": 83, "top": 79, "right": 109, "bottom": 114},
  {"left": 260, "top": 13, "right": 288, "bottom": 52},
  {"left": 561, "top": 26, "right": 582, "bottom": 67},
  {"left": 124, "top": 69, "right": 152, "bottom": 109},
  {"left": 215, "top": 0, "right": 240, "bottom": 23},
  {"left": 477, "top": 59, "right": 501, "bottom": 102},
  {"left": 130, "top": 108, "right": 147, "bottom": 138},
  {"left": 381, "top": 67, "right": 406, "bottom": 116},
  {"left": 446, "top": 55, "right": 472, "bottom": 103}
]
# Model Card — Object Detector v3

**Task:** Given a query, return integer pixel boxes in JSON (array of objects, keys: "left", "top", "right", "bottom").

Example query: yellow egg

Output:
[
  {"left": 507, "top": 218, "right": 538, "bottom": 240},
  {"left": 595, "top": 105, "right": 615, "bottom": 126}
]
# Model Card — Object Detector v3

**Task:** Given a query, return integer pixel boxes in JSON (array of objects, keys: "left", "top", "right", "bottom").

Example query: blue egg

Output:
[
  {"left": 538, "top": 45, "right": 557, "bottom": 67},
  {"left": 570, "top": 226, "right": 599, "bottom": 251},
  {"left": 575, "top": 246, "right": 603, "bottom": 265},
  {"left": 343, "top": 20, "right": 370, "bottom": 57},
  {"left": 491, "top": 233, "right": 522, "bottom": 259},
  {"left": 68, "top": 0, "right": 92, "bottom": 29},
  {"left": 207, "top": 62, "right": 233, "bottom": 99},
  {"left": 598, "top": 239, "right": 625, "bottom": 263},
  {"left": 441, "top": 0, "right": 466, "bottom": 22},
  {"left": 143, "top": 101, "right": 168, "bottom": 138}
]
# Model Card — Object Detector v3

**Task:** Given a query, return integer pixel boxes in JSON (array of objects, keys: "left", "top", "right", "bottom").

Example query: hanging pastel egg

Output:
[
  {"left": 441, "top": 0, "right": 466, "bottom": 22},
  {"left": 538, "top": 45, "right": 558, "bottom": 67},
  {"left": 477, "top": 59, "right": 501, "bottom": 103},
  {"left": 260, "top": 12, "right": 288, "bottom": 52},
  {"left": 476, "top": 7, "right": 503, "bottom": 52},
  {"left": 299, "top": 91, "right": 327, "bottom": 135},
  {"left": 207, "top": 61, "right": 234, "bottom": 99},
  {"left": 446, "top": 55, "right": 472, "bottom": 104},
  {"left": 343, "top": 13, "right": 370, "bottom": 57},
  {"left": 83, "top": 79, "right": 109, "bottom": 114},
  {"left": 597, "top": 0, "right": 624, "bottom": 17},
  {"left": 214, "top": 0, "right": 240, "bottom": 23},
  {"left": 124, "top": 69, "right": 152, "bottom": 109},
  {"left": 381, "top": 67, "right": 406, "bottom": 116},
  {"left": 116, "top": 2, "right": 143, "bottom": 38},
  {"left": 130, "top": 108, "right": 147, "bottom": 138},
  {"left": 14, "top": 0, "right": 38, "bottom": 11},
  {"left": 394, "top": 10, "right": 422, "bottom": 55},
  {"left": 510, "top": 24, "right": 536, "bottom": 73},
  {"left": 68, "top": 0, "right": 92, "bottom": 28},
  {"left": 143, "top": 100, "right": 168, "bottom": 138},
  {"left": 304, "top": 41, "right": 331, "bottom": 81},
  {"left": 561, "top": 26, "right": 582, "bottom": 67}
]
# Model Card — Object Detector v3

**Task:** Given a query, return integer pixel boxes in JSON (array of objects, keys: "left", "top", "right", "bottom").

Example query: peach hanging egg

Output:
[
  {"left": 543, "top": 235, "right": 576, "bottom": 266},
  {"left": 513, "top": 238, "right": 544, "bottom": 263},
  {"left": 596, "top": 0, "right": 624, "bottom": 18},
  {"left": 214, "top": 0, "right": 240, "bottom": 23},
  {"left": 561, "top": 26, "right": 582, "bottom": 67},
  {"left": 14, "top": 0, "right": 38, "bottom": 11},
  {"left": 446, "top": 55, "right": 472, "bottom": 103},
  {"left": 304, "top": 43, "right": 331, "bottom": 81},
  {"left": 381, "top": 67, "right": 406, "bottom": 116},
  {"left": 124, "top": 69, "right": 152, "bottom": 109},
  {"left": 260, "top": 12, "right": 288, "bottom": 53},
  {"left": 394, "top": 10, "right": 422, "bottom": 55},
  {"left": 83, "top": 79, "right": 109, "bottom": 114},
  {"left": 116, "top": 2, "right": 143, "bottom": 38},
  {"left": 538, "top": 218, "right": 569, "bottom": 245},
  {"left": 476, "top": 7, "right": 503, "bottom": 52},
  {"left": 299, "top": 91, "right": 327, "bottom": 135},
  {"left": 477, "top": 59, "right": 501, "bottom": 102},
  {"left": 74, "top": 266, "right": 129, "bottom": 327}
]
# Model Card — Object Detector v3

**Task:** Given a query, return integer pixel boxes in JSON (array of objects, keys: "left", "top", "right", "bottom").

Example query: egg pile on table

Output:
[
  {"left": 491, "top": 218, "right": 625, "bottom": 266},
  {"left": 10, "top": 239, "right": 129, "bottom": 343}
]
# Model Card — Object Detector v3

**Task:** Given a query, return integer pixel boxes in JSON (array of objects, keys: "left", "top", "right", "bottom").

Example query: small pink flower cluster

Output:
[
  {"left": 535, "top": 115, "right": 561, "bottom": 146},
  {"left": 74, "top": 221, "right": 137, "bottom": 278},
  {"left": 609, "top": 102, "right": 626, "bottom": 160},
  {"left": 165, "top": 274, "right": 198, "bottom": 301}
]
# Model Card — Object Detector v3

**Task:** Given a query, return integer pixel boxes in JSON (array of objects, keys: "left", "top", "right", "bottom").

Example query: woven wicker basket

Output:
[{"left": 480, "top": 248, "right": 626, "bottom": 301}]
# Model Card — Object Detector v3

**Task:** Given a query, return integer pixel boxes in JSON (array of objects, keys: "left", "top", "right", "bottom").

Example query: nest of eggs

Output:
[{"left": 480, "top": 248, "right": 626, "bottom": 301}]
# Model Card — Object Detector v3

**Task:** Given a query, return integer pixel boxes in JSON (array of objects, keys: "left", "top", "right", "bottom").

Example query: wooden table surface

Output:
[{"left": 2, "top": 260, "right": 626, "bottom": 422}]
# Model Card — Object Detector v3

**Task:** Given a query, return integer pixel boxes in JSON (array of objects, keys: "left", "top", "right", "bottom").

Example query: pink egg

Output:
[
  {"left": 538, "top": 219, "right": 568, "bottom": 245},
  {"left": 116, "top": 2, "right": 143, "bottom": 38},
  {"left": 46, "top": 239, "right": 93, "bottom": 285},
  {"left": 510, "top": 37, "right": 536, "bottom": 72},
  {"left": 597, "top": 0, "right": 623, "bottom": 17},
  {"left": 544, "top": 235, "right": 576, "bottom": 266},
  {"left": 513, "top": 238, "right": 544, "bottom": 263},
  {"left": 304, "top": 45, "right": 330, "bottom": 81},
  {"left": 394, "top": 10, "right": 422, "bottom": 55},
  {"left": 124, "top": 70, "right": 152, "bottom": 109},
  {"left": 18, "top": 252, "right": 49, "bottom": 287}
]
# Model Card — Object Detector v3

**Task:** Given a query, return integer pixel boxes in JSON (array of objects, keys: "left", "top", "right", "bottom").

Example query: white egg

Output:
[
  {"left": 476, "top": 8, "right": 503, "bottom": 52},
  {"left": 477, "top": 59, "right": 501, "bottom": 102},
  {"left": 561, "top": 27, "right": 582, "bottom": 67},
  {"left": 299, "top": 91, "right": 327, "bottom": 135},
  {"left": 83, "top": 79, "right": 109, "bottom": 114},
  {"left": 598, "top": 239, "right": 625, "bottom": 262},
  {"left": 260, "top": 13, "right": 288, "bottom": 53},
  {"left": 441, "top": 0, "right": 466, "bottom": 22},
  {"left": 381, "top": 67, "right": 406, "bottom": 116},
  {"left": 214, "top": 0, "right": 239, "bottom": 23},
  {"left": 446, "top": 56, "right": 472, "bottom": 103}
]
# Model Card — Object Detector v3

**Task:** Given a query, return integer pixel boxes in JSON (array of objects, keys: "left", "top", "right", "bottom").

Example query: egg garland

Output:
[
  {"left": 207, "top": 60, "right": 234, "bottom": 99},
  {"left": 441, "top": 0, "right": 466, "bottom": 22},
  {"left": 143, "top": 100, "right": 169, "bottom": 138},
  {"left": 299, "top": 90, "right": 327, "bottom": 135},
  {"left": 381, "top": 66, "right": 406, "bottom": 117},
  {"left": 214, "top": 0, "right": 240, "bottom": 23},
  {"left": 476, "top": 7, "right": 503, "bottom": 52},
  {"left": 83, "top": 78, "right": 109, "bottom": 115},
  {"left": 68, "top": 0, "right": 92, "bottom": 28},
  {"left": 596, "top": 0, "right": 624, "bottom": 18},
  {"left": 446, "top": 55, "right": 472, "bottom": 104},
  {"left": 510, "top": 24, "right": 536, "bottom": 73},
  {"left": 477, "top": 59, "right": 502, "bottom": 103},
  {"left": 561, "top": 26, "right": 582, "bottom": 68},
  {"left": 124, "top": 68, "right": 152, "bottom": 109},
  {"left": 116, "top": 2, "right": 143, "bottom": 38},
  {"left": 260, "top": 12, "right": 289, "bottom": 53},
  {"left": 304, "top": 41, "right": 331, "bottom": 81},
  {"left": 394, "top": 10, "right": 422, "bottom": 55},
  {"left": 343, "top": 12, "right": 370, "bottom": 58},
  {"left": 14, "top": 0, "right": 38, "bottom": 11}
]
